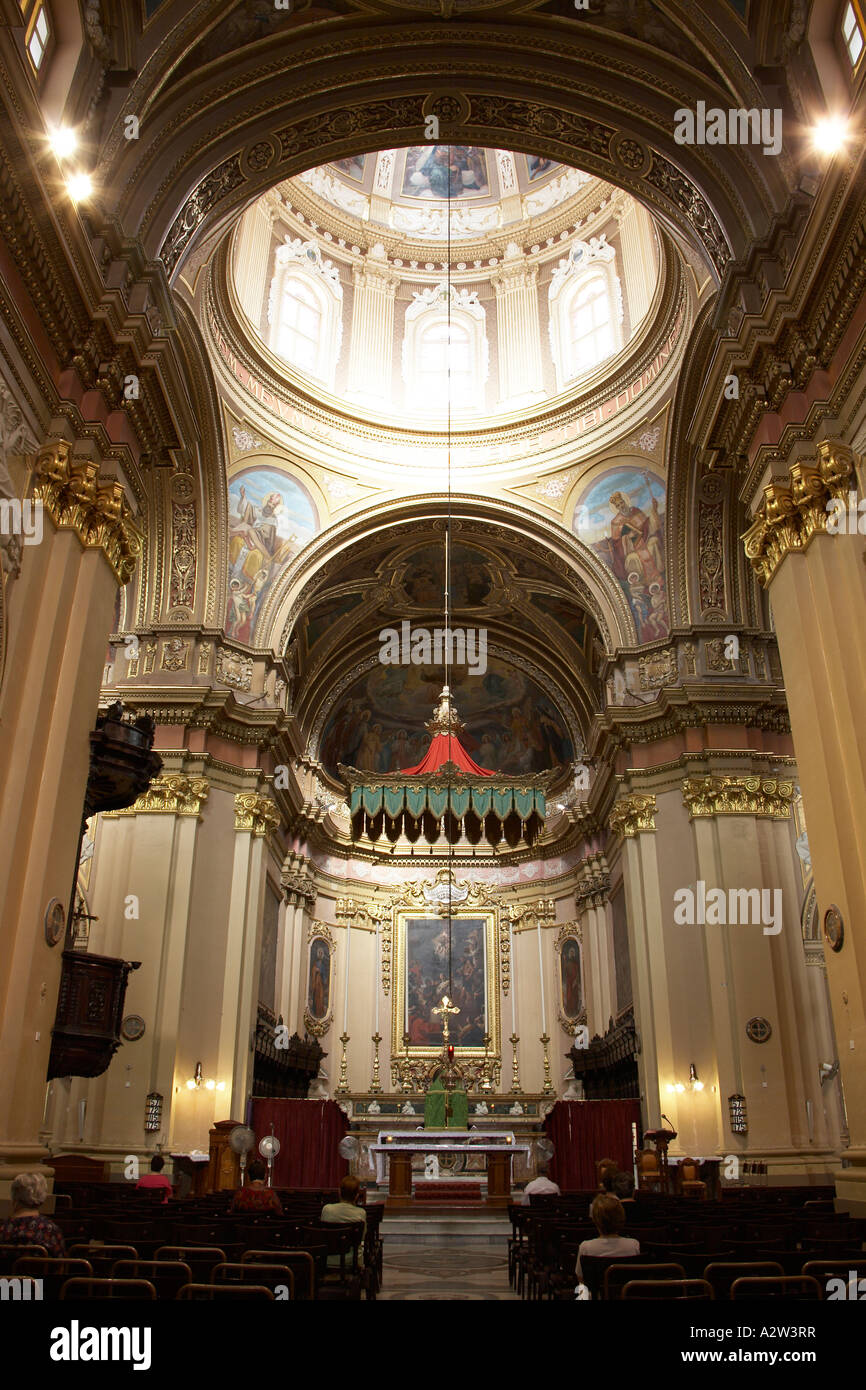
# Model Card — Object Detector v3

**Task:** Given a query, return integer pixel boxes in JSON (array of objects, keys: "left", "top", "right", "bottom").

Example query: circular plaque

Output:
[
  {"left": 823, "top": 905, "right": 844, "bottom": 953},
  {"left": 121, "top": 1014, "right": 146, "bottom": 1042},
  {"left": 44, "top": 898, "right": 66, "bottom": 947},
  {"left": 746, "top": 1016, "right": 772, "bottom": 1044}
]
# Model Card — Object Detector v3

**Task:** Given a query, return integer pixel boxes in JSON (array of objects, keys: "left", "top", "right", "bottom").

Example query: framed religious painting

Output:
[
  {"left": 392, "top": 908, "right": 500, "bottom": 1059},
  {"left": 556, "top": 925, "right": 584, "bottom": 1035},
  {"left": 303, "top": 923, "right": 334, "bottom": 1037}
]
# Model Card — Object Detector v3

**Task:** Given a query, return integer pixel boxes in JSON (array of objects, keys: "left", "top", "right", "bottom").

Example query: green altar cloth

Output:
[{"left": 424, "top": 1074, "right": 468, "bottom": 1129}]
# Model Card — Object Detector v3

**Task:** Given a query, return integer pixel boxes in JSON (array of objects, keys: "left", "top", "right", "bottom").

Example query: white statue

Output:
[
  {"left": 474, "top": 1101, "right": 489, "bottom": 1116},
  {"left": 400, "top": 1101, "right": 416, "bottom": 1116},
  {"left": 368, "top": 1099, "right": 381, "bottom": 1115},
  {"left": 509, "top": 1101, "right": 524, "bottom": 1116},
  {"left": 424, "top": 1153, "right": 440, "bottom": 1180}
]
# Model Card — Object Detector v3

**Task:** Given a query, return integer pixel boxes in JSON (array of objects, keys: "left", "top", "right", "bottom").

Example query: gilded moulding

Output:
[
  {"left": 742, "top": 440, "right": 858, "bottom": 587},
  {"left": 234, "top": 791, "right": 281, "bottom": 835},
  {"left": 104, "top": 773, "right": 210, "bottom": 819},
  {"left": 681, "top": 775, "right": 794, "bottom": 820},
  {"left": 609, "top": 793, "right": 657, "bottom": 837},
  {"left": 32, "top": 440, "right": 142, "bottom": 585}
]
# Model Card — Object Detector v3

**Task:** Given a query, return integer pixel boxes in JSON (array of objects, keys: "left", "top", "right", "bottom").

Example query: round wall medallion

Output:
[
  {"left": 823, "top": 905, "right": 844, "bottom": 953},
  {"left": 44, "top": 898, "right": 66, "bottom": 946},
  {"left": 746, "top": 1016, "right": 772, "bottom": 1044},
  {"left": 121, "top": 1015, "right": 146, "bottom": 1042}
]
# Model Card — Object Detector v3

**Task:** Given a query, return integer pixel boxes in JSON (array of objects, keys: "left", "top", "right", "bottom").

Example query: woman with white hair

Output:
[{"left": 0, "top": 1172, "right": 65, "bottom": 1256}]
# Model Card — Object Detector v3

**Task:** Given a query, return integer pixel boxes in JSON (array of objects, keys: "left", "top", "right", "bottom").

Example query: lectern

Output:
[{"left": 643, "top": 1126, "right": 677, "bottom": 1193}]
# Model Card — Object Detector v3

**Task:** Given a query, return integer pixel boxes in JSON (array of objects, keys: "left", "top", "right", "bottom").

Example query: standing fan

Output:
[
  {"left": 338, "top": 1135, "right": 359, "bottom": 1161},
  {"left": 536, "top": 1138, "right": 555, "bottom": 1163},
  {"left": 259, "top": 1126, "right": 281, "bottom": 1187},
  {"left": 229, "top": 1125, "right": 255, "bottom": 1185}
]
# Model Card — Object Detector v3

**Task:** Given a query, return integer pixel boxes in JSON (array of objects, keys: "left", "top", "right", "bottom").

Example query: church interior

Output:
[{"left": 1, "top": 0, "right": 866, "bottom": 1327}]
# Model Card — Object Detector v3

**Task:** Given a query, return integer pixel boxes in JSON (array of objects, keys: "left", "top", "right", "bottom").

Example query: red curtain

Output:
[
  {"left": 544, "top": 1100, "right": 642, "bottom": 1189},
  {"left": 250, "top": 1099, "right": 348, "bottom": 1188}
]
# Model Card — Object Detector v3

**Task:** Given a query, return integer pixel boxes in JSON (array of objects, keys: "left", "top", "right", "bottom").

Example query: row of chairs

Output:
[{"left": 577, "top": 1254, "right": 865, "bottom": 1300}]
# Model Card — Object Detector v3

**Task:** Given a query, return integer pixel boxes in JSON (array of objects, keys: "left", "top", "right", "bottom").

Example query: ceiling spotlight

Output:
[
  {"left": 812, "top": 115, "right": 849, "bottom": 156},
  {"left": 50, "top": 126, "right": 77, "bottom": 158},
  {"left": 67, "top": 172, "right": 93, "bottom": 203}
]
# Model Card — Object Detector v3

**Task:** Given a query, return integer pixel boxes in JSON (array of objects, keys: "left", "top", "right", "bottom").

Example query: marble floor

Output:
[{"left": 377, "top": 1240, "right": 520, "bottom": 1300}]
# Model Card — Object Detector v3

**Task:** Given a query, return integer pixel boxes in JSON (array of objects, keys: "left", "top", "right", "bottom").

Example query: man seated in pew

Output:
[
  {"left": 321, "top": 1174, "right": 366, "bottom": 1267},
  {"left": 521, "top": 1160, "right": 561, "bottom": 1205},
  {"left": 230, "top": 1158, "right": 283, "bottom": 1214}
]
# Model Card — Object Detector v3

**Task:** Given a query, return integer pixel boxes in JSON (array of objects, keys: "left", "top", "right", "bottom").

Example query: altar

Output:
[{"left": 370, "top": 1129, "right": 530, "bottom": 1206}]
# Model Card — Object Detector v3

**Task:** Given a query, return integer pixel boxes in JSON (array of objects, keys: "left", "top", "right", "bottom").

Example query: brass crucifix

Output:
[{"left": 432, "top": 994, "right": 460, "bottom": 1043}]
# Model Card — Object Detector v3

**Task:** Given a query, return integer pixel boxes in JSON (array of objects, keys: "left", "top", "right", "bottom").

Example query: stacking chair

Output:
[
  {"left": 176, "top": 1283, "right": 274, "bottom": 1300},
  {"left": 623, "top": 1278, "right": 713, "bottom": 1299},
  {"left": 604, "top": 1261, "right": 686, "bottom": 1301},
  {"left": 731, "top": 1275, "right": 822, "bottom": 1300},
  {"left": 60, "top": 1277, "right": 156, "bottom": 1300},
  {"left": 155, "top": 1245, "right": 226, "bottom": 1282},
  {"left": 111, "top": 1259, "right": 192, "bottom": 1300},
  {"left": 69, "top": 1243, "right": 138, "bottom": 1277},
  {"left": 0, "top": 1242, "right": 46, "bottom": 1274},
  {"left": 703, "top": 1261, "right": 783, "bottom": 1300},
  {"left": 301, "top": 1224, "right": 362, "bottom": 1300},
  {"left": 211, "top": 1261, "right": 294, "bottom": 1298},
  {"left": 676, "top": 1159, "right": 707, "bottom": 1200},
  {"left": 242, "top": 1249, "right": 316, "bottom": 1300},
  {"left": 13, "top": 1255, "right": 92, "bottom": 1299}
]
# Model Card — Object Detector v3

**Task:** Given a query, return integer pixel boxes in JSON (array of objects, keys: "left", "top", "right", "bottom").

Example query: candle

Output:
[
  {"left": 509, "top": 924, "right": 517, "bottom": 1033},
  {"left": 374, "top": 922, "right": 380, "bottom": 1033},
  {"left": 536, "top": 922, "right": 547, "bottom": 1033},
  {"left": 343, "top": 924, "right": 351, "bottom": 1031}
]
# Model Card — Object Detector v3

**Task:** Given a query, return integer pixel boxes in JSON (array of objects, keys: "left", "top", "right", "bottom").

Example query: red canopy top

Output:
[{"left": 399, "top": 732, "right": 493, "bottom": 777}]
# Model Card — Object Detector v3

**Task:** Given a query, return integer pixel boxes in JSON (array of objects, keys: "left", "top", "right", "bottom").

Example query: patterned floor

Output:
[{"left": 378, "top": 1241, "right": 519, "bottom": 1300}]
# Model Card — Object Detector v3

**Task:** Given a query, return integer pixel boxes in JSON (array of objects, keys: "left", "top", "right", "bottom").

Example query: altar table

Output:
[{"left": 370, "top": 1130, "right": 530, "bottom": 1206}]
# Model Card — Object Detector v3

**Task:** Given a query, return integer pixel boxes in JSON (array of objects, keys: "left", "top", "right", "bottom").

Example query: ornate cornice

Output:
[
  {"left": 103, "top": 773, "right": 210, "bottom": 819},
  {"left": 32, "top": 440, "right": 142, "bottom": 584},
  {"left": 609, "top": 793, "right": 657, "bottom": 837},
  {"left": 742, "top": 440, "right": 859, "bottom": 587},
  {"left": 681, "top": 774, "right": 794, "bottom": 820},
  {"left": 281, "top": 852, "right": 317, "bottom": 904},
  {"left": 234, "top": 791, "right": 281, "bottom": 835}
]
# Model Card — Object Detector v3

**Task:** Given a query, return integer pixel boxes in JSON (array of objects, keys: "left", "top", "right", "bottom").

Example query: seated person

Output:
[
  {"left": 575, "top": 1193, "right": 640, "bottom": 1284},
  {"left": 611, "top": 1170, "right": 636, "bottom": 1204},
  {"left": 230, "top": 1158, "right": 283, "bottom": 1214},
  {"left": 521, "top": 1160, "right": 561, "bottom": 1205},
  {"left": 321, "top": 1174, "right": 366, "bottom": 1267},
  {"left": 135, "top": 1153, "right": 173, "bottom": 1203},
  {"left": 0, "top": 1172, "right": 65, "bottom": 1256}
]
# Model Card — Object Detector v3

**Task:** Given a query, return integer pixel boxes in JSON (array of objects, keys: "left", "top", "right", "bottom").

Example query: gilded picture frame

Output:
[
  {"left": 303, "top": 924, "right": 334, "bottom": 1038},
  {"left": 392, "top": 907, "right": 500, "bottom": 1060}
]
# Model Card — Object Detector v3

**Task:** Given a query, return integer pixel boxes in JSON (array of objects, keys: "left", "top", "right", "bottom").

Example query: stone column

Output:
[
  {"left": 0, "top": 438, "right": 139, "bottom": 1192},
  {"left": 743, "top": 439, "right": 866, "bottom": 1208},
  {"left": 346, "top": 247, "right": 400, "bottom": 404},
  {"left": 575, "top": 854, "right": 615, "bottom": 1037},
  {"left": 490, "top": 245, "right": 545, "bottom": 407},
  {"left": 221, "top": 794, "right": 281, "bottom": 1118},
  {"left": 612, "top": 195, "right": 656, "bottom": 330},
  {"left": 233, "top": 192, "right": 279, "bottom": 329}
]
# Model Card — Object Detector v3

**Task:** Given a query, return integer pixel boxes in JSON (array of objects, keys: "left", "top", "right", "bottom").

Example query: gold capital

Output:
[
  {"left": 609, "top": 793, "right": 657, "bottom": 837},
  {"left": 742, "top": 439, "right": 859, "bottom": 586},
  {"left": 234, "top": 791, "right": 281, "bottom": 835},
  {"left": 104, "top": 773, "right": 210, "bottom": 818},
  {"left": 681, "top": 774, "right": 794, "bottom": 820},
  {"left": 32, "top": 440, "right": 143, "bottom": 584}
]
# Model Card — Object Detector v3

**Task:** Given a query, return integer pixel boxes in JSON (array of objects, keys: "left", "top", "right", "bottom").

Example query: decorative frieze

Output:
[
  {"left": 234, "top": 792, "right": 281, "bottom": 836},
  {"left": 32, "top": 440, "right": 142, "bottom": 584},
  {"left": 742, "top": 440, "right": 858, "bottom": 586},
  {"left": 638, "top": 646, "right": 678, "bottom": 689},
  {"left": 681, "top": 775, "right": 795, "bottom": 820},
  {"left": 609, "top": 793, "right": 657, "bottom": 837},
  {"left": 281, "top": 852, "right": 317, "bottom": 905},
  {"left": 104, "top": 773, "right": 210, "bottom": 819}
]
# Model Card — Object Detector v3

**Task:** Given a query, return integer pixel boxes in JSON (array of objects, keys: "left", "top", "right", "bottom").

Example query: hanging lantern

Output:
[{"left": 340, "top": 686, "right": 548, "bottom": 849}]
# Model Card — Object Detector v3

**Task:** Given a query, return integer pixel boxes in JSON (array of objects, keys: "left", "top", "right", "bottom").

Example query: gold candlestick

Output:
[
  {"left": 336, "top": 1032, "right": 350, "bottom": 1094},
  {"left": 509, "top": 1032, "right": 522, "bottom": 1094},
  {"left": 540, "top": 1032, "right": 554, "bottom": 1094},
  {"left": 369, "top": 1031, "right": 382, "bottom": 1093}
]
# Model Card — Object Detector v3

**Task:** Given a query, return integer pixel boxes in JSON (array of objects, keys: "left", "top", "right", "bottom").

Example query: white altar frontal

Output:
[{"left": 370, "top": 1129, "right": 529, "bottom": 1185}]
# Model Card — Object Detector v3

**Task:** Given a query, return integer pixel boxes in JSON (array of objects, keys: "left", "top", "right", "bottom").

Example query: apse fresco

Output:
[
  {"left": 226, "top": 466, "right": 317, "bottom": 642},
  {"left": 526, "top": 154, "right": 559, "bottom": 181},
  {"left": 573, "top": 467, "right": 669, "bottom": 643},
  {"left": 401, "top": 146, "right": 490, "bottom": 199},
  {"left": 330, "top": 155, "right": 367, "bottom": 182},
  {"left": 321, "top": 657, "right": 574, "bottom": 776},
  {"left": 400, "top": 543, "right": 492, "bottom": 608}
]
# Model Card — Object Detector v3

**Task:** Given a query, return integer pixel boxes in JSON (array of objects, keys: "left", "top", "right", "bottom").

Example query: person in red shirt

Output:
[
  {"left": 230, "top": 1159, "right": 283, "bottom": 1214},
  {"left": 135, "top": 1154, "right": 174, "bottom": 1203}
]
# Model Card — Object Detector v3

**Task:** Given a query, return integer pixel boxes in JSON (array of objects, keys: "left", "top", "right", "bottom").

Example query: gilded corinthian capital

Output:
[
  {"left": 104, "top": 773, "right": 210, "bottom": 818},
  {"left": 609, "top": 793, "right": 656, "bottom": 837},
  {"left": 682, "top": 775, "right": 794, "bottom": 819},
  {"left": 32, "top": 439, "right": 143, "bottom": 584},
  {"left": 742, "top": 439, "right": 859, "bottom": 586},
  {"left": 234, "top": 791, "right": 281, "bottom": 835}
]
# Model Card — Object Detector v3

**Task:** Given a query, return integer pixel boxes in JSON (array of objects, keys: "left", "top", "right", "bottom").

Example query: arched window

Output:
[
  {"left": 402, "top": 284, "right": 488, "bottom": 414},
  {"left": 267, "top": 238, "right": 343, "bottom": 388},
  {"left": 548, "top": 238, "right": 623, "bottom": 390},
  {"left": 278, "top": 277, "right": 322, "bottom": 375},
  {"left": 842, "top": 1, "right": 865, "bottom": 68},
  {"left": 567, "top": 272, "right": 614, "bottom": 376}
]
